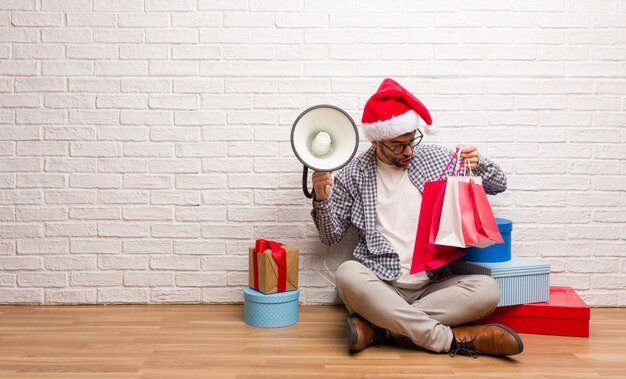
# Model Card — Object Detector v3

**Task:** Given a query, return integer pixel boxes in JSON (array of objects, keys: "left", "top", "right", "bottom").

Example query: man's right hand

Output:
[{"left": 311, "top": 171, "right": 333, "bottom": 202}]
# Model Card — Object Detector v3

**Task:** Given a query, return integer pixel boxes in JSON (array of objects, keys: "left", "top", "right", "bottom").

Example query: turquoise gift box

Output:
[
  {"left": 461, "top": 218, "right": 512, "bottom": 263},
  {"left": 450, "top": 256, "right": 550, "bottom": 307},
  {"left": 243, "top": 287, "right": 300, "bottom": 328}
]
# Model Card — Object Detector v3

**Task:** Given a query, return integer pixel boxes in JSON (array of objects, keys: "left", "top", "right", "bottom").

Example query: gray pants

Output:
[{"left": 335, "top": 260, "right": 501, "bottom": 353}]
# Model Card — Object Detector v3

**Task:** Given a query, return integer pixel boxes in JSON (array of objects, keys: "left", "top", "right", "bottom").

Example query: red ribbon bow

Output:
[{"left": 253, "top": 239, "right": 288, "bottom": 293}]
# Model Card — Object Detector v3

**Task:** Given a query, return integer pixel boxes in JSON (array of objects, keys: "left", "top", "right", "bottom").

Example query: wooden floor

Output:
[{"left": 0, "top": 305, "right": 623, "bottom": 379}]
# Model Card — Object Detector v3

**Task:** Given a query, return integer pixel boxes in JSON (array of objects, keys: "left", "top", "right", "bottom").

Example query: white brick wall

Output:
[{"left": 0, "top": 0, "right": 624, "bottom": 306}]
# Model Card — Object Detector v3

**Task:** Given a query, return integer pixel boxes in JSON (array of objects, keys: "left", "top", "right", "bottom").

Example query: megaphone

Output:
[{"left": 291, "top": 105, "right": 359, "bottom": 199}]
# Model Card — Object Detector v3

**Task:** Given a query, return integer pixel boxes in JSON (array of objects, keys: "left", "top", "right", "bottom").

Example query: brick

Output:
[
  {"left": 70, "top": 142, "right": 121, "bottom": 157},
  {"left": 17, "top": 238, "right": 68, "bottom": 255},
  {"left": 123, "top": 206, "right": 172, "bottom": 221},
  {"left": 67, "top": 13, "right": 116, "bottom": 27},
  {"left": 0, "top": 158, "right": 40, "bottom": 172},
  {"left": 71, "top": 272, "right": 122, "bottom": 287},
  {"left": 175, "top": 207, "right": 226, "bottom": 222},
  {"left": 93, "top": 0, "right": 142, "bottom": 11},
  {"left": 97, "top": 95, "right": 148, "bottom": 109},
  {"left": 0, "top": 28, "right": 37, "bottom": 44},
  {"left": 11, "top": 12, "right": 63, "bottom": 26},
  {"left": 176, "top": 272, "right": 227, "bottom": 287},
  {"left": 199, "top": 0, "right": 247, "bottom": 10},
  {"left": 174, "top": 111, "right": 226, "bottom": 126},
  {"left": 99, "top": 127, "right": 149, "bottom": 142},
  {"left": 45, "top": 223, "right": 97, "bottom": 237},
  {"left": 150, "top": 256, "right": 201, "bottom": 270},
  {"left": 18, "top": 272, "right": 66, "bottom": 287},
  {"left": 118, "top": 13, "right": 169, "bottom": 28},
  {"left": 95, "top": 61, "right": 149, "bottom": 77},
  {"left": 202, "top": 190, "right": 252, "bottom": 206},
  {"left": 202, "top": 126, "right": 253, "bottom": 141},
  {"left": 46, "top": 290, "right": 96, "bottom": 304},
  {"left": 0, "top": 94, "right": 39, "bottom": 108},
  {"left": 98, "top": 158, "right": 147, "bottom": 173},
  {"left": 123, "top": 175, "right": 172, "bottom": 189},
  {"left": 69, "top": 207, "right": 120, "bottom": 220},
  {"left": 151, "top": 289, "right": 202, "bottom": 303},
  {"left": 150, "top": 159, "right": 200, "bottom": 173},
  {"left": 0, "top": 190, "right": 42, "bottom": 205},
  {"left": 176, "top": 142, "right": 226, "bottom": 157},
  {"left": 99, "top": 256, "right": 148, "bottom": 270},
  {"left": 146, "top": 29, "right": 198, "bottom": 44},
  {"left": 149, "top": 95, "right": 199, "bottom": 110},
  {"left": 121, "top": 79, "right": 171, "bottom": 93},
  {"left": 15, "top": 78, "right": 65, "bottom": 92},
  {"left": 123, "top": 240, "right": 172, "bottom": 255},
  {"left": 68, "top": 110, "right": 119, "bottom": 125},
  {"left": 98, "top": 288, "right": 148, "bottom": 304},
  {"left": 69, "top": 174, "right": 121, "bottom": 189},
  {"left": 98, "top": 190, "right": 149, "bottom": 205},
  {"left": 121, "top": 111, "right": 170, "bottom": 126},
  {"left": 150, "top": 61, "right": 199, "bottom": 76},
  {"left": 151, "top": 223, "right": 201, "bottom": 238},
  {"left": 67, "top": 45, "right": 117, "bottom": 60},
  {"left": 41, "top": 28, "right": 93, "bottom": 43},
  {"left": 42, "top": 0, "right": 90, "bottom": 11},
  {"left": 173, "top": 240, "right": 226, "bottom": 255},
  {"left": 98, "top": 223, "right": 150, "bottom": 238},
  {"left": 45, "top": 190, "right": 96, "bottom": 204},
  {"left": 0, "top": 127, "right": 39, "bottom": 140},
  {"left": 94, "top": 30, "right": 143, "bottom": 44},
  {"left": 120, "top": 45, "right": 168, "bottom": 60},
  {"left": 45, "top": 158, "right": 97, "bottom": 172},
  {"left": 0, "top": 289, "right": 42, "bottom": 303},
  {"left": 43, "top": 62, "right": 93, "bottom": 76},
  {"left": 175, "top": 174, "right": 226, "bottom": 189},
  {"left": 16, "top": 206, "right": 66, "bottom": 221},
  {"left": 124, "top": 144, "right": 173, "bottom": 157},
  {"left": 13, "top": 44, "right": 64, "bottom": 59},
  {"left": 69, "top": 78, "right": 120, "bottom": 93},
  {"left": 44, "top": 94, "right": 96, "bottom": 109},
  {"left": 124, "top": 272, "right": 173, "bottom": 287}
]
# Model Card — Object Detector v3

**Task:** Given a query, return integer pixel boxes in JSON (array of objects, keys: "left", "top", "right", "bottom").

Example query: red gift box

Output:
[{"left": 475, "top": 286, "right": 590, "bottom": 338}]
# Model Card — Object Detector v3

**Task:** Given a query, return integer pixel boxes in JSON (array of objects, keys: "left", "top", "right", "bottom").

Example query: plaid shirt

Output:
[{"left": 312, "top": 144, "right": 507, "bottom": 282}]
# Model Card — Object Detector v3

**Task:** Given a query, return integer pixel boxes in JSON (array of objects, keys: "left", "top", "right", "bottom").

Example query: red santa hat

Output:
[{"left": 361, "top": 78, "right": 434, "bottom": 141}]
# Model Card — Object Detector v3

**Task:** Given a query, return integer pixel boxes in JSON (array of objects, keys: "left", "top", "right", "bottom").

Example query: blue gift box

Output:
[
  {"left": 450, "top": 256, "right": 550, "bottom": 307},
  {"left": 243, "top": 287, "right": 300, "bottom": 328},
  {"left": 461, "top": 218, "right": 512, "bottom": 263}
]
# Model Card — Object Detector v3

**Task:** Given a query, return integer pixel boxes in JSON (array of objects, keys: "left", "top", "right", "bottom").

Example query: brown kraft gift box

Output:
[{"left": 248, "top": 244, "right": 299, "bottom": 294}]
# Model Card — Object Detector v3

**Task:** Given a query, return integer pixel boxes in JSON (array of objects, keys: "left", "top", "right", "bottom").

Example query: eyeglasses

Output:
[{"left": 379, "top": 131, "right": 423, "bottom": 155}]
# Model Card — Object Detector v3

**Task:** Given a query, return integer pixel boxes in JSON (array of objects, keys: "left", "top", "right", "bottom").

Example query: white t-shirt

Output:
[{"left": 375, "top": 158, "right": 430, "bottom": 289}]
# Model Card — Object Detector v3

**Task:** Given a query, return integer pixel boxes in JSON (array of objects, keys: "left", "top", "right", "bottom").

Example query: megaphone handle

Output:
[{"left": 302, "top": 165, "right": 314, "bottom": 199}]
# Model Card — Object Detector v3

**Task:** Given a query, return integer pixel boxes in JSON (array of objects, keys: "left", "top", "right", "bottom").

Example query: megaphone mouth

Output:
[{"left": 290, "top": 104, "right": 359, "bottom": 172}]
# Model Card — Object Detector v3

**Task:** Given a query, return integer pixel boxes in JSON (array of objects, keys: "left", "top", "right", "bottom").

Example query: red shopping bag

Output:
[
  {"left": 410, "top": 150, "right": 466, "bottom": 274},
  {"left": 467, "top": 179, "right": 504, "bottom": 244}
]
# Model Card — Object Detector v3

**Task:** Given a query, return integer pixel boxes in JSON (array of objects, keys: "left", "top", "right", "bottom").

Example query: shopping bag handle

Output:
[{"left": 438, "top": 147, "right": 462, "bottom": 181}]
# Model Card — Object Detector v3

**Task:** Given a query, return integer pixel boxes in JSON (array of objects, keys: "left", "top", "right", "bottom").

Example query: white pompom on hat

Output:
[{"left": 361, "top": 78, "right": 434, "bottom": 141}]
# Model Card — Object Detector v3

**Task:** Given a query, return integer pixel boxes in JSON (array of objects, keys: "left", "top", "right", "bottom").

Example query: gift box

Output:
[
  {"left": 461, "top": 218, "right": 512, "bottom": 263},
  {"left": 244, "top": 287, "right": 300, "bottom": 328},
  {"left": 451, "top": 256, "right": 550, "bottom": 307},
  {"left": 475, "top": 286, "right": 590, "bottom": 337},
  {"left": 248, "top": 239, "right": 298, "bottom": 294}
]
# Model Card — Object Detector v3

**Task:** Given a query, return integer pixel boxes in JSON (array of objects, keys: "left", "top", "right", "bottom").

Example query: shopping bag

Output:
[
  {"left": 410, "top": 149, "right": 465, "bottom": 274},
  {"left": 466, "top": 178, "right": 504, "bottom": 245}
]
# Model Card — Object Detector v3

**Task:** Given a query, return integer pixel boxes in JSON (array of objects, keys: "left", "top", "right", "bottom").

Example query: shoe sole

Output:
[
  {"left": 476, "top": 323, "right": 525, "bottom": 354},
  {"left": 346, "top": 316, "right": 357, "bottom": 352}
]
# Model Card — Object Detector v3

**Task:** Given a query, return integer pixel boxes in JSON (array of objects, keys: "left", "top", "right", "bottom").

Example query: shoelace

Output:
[{"left": 449, "top": 334, "right": 479, "bottom": 358}]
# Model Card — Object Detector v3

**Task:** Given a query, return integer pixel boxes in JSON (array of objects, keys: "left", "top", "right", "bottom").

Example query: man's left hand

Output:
[{"left": 456, "top": 145, "right": 479, "bottom": 170}]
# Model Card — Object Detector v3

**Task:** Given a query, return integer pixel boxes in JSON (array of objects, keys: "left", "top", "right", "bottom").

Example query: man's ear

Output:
[{"left": 371, "top": 140, "right": 378, "bottom": 149}]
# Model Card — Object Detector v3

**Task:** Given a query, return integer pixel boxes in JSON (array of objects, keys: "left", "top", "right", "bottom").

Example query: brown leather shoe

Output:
[
  {"left": 450, "top": 324, "right": 524, "bottom": 357},
  {"left": 346, "top": 314, "right": 386, "bottom": 352}
]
